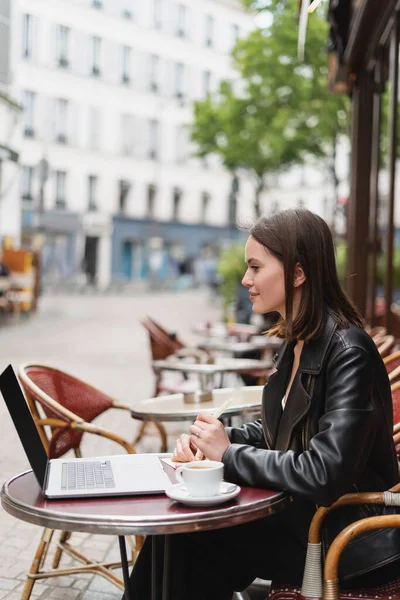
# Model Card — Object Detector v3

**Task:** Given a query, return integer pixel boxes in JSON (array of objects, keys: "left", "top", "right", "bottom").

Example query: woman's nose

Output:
[{"left": 242, "top": 271, "right": 251, "bottom": 287}]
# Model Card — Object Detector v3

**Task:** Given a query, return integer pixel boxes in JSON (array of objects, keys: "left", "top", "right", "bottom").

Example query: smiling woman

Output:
[{"left": 127, "top": 209, "right": 400, "bottom": 600}]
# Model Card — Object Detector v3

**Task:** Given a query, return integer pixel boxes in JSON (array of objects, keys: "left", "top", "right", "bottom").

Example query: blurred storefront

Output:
[{"left": 111, "top": 216, "right": 241, "bottom": 286}]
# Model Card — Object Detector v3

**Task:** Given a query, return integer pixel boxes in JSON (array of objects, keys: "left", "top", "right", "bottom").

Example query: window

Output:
[
  {"left": 122, "top": 5, "right": 133, "bottom": 19},
  {"left": 56, "top": 25, "right": 69, "bottom": 68},
  {"left": 88, "top": 175, "right": 98, "bottom": 211},
  {"left": 154, "top": 0, "right": 162, "bottom": 30},
  {"left": 91, "top": 36, "right": 101, "bottom": 77},
  {"left": 172, "top": 187, "right": 182, "bottom": 221},
  {"left": 88, "top": 106, "right": 101, "bottom": 151},
  {"left": 174, "top": 62, "right": 184, "bottom": 99},
  {"left": 176, "top": 125, "right": 188, "bottom": 164},
  {"left": 147, "top": 184, "right": 157, "bottom": 219},
  {"left": 55, "top": 171, "right": 67, "bottom": 209},
  {"left": 55, "top": 98, "right": 69, "bottom": 143},
  {"left": 231, "top": 24, "right": 239, "bottom": 47},
  {"left": 148, "top": 119, "right": 159, "bottom": 159},
  {"left": 22, "top": 91, "right": 35, "bottom": 137},
  {"left": 202, "top": 70, "right": 210, "bottom": 98},
  {"left": 149, "top": 54, "right": 159, "bottom": 92},
  {"left": 176, "top": 4, "right": 186, "bottom": 37},
  {"left": 21, "top": 166, "right": 34, "bottom": 201},
  {"left": 119, "top": 180, "right": 131, "bottom": 213},
  {"left": 22, "top": 14, "right": 32, "bottom": 58},
  {"left": 205, "top": 15, "right": 214, "bottom": 47},
  {"left": 201, "top": 192, "right": 211, "bottom": 222},
  {"left": 121, "top": 114, "right": 135, "bottom": 156},
  {"left": 121, "top": 46, "right": 131, "bottom": 84}
]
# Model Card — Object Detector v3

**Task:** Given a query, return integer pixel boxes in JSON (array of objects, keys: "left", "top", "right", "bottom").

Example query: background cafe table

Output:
[
  {"left": 193, "top": 321, "right": 260, "bottom": 341},
  {"left": 1, "top": 467, "right": 289, "bottom": 600},
  {"left": 197, "top": 336, "right": 282, "bottom": 358},
  {"left": 130, "top": 385, "right": 264, "bottom": 423},
  {"left": 152, "top": 357, "right": 272, "bottom": 391}
]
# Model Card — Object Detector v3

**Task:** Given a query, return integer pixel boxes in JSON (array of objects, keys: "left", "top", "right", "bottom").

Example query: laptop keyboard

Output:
[{"left": 61, "top": 460, "right": 116, "bottom": 490}]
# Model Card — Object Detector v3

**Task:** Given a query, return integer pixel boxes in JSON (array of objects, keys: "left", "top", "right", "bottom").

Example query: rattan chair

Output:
[
  {"left": 374, "top": 335, "right": 396, "bottom": 358},
  {"left": 140, "top": 316, "right": 210, "bottom": 396},
  {"left": 383, "top": 351, "right": 400, "bottom": 381},
  {"left": 17, "top": 362, "right": 148, "bottom": 600},
  {"left": 323, "top": 514, "right": 400, "bottom": 600},
  {"left": 365, "top": 325, "right": 387, "bottom": 338},
  {"left": 391, "top": 381, "right": 400, "bottom": 459},
  {"left": 268, "top": 483, "right": 400, "bottom": 600}
]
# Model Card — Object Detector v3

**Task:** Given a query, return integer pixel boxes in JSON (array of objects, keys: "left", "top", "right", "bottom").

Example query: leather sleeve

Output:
[
  {"left": 222, "top": 346, "right": 377, "bottom": 506},
  {"left": 225, "top": 420, "right": 266, "bottom": 448}
]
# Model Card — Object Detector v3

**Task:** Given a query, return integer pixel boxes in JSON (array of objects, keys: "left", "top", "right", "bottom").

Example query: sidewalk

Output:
[{"left": 0, "top": 289, "right": 221, "bottom": 599}]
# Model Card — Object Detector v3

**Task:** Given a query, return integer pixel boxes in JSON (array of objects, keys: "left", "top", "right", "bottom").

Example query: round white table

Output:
[{"left": 130, "top": 386, "right": 264, "bottom": 422}]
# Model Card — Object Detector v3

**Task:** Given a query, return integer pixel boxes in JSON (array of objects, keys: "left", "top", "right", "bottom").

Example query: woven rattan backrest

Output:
[
  {"left": 19, "top": 364, "right": 114, "bottom": 459},
  {"left": 141, "top": 317, "right": 185, "bottom": 361}
]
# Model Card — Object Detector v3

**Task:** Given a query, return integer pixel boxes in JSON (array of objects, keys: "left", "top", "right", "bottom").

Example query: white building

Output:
[
  {"left": 10, "top": 0, "right": 256, "bottom": 288},
  {"left": 0, "top": 0, "right": 22, "bottom": 248}
]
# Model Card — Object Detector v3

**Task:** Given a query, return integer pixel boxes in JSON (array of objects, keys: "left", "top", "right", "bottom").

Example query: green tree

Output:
[{"left": 191, "top": 0, "right": 348, "bottom": 217}]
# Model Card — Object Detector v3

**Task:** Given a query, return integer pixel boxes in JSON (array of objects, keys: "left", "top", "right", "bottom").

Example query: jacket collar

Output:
[{"left": 273, "top": 312, "right": 338, "bottom": 375}]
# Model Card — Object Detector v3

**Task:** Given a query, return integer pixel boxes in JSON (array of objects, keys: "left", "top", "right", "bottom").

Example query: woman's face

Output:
[{"left": 242, "top": 235, "right": 286, "bottom": 315}]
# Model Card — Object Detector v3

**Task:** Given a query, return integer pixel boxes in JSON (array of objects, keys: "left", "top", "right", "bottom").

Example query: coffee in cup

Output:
[{"left": 175, "top": 460, "right": 224, "bottom": 497}]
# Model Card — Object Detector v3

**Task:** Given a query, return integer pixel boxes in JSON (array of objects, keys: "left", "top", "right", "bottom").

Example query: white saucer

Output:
[{"left": 165, "top": 482, "right": 241, "bottom": 507}]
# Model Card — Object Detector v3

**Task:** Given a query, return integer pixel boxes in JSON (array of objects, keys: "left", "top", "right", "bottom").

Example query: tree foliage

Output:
[{"left": 191, "top": 0, "right": 349, "bottom": 216}]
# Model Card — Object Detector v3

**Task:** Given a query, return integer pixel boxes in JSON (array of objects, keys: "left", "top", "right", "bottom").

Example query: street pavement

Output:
[{"left": 0, "top": 289, "right": 221, "bottom": 600}]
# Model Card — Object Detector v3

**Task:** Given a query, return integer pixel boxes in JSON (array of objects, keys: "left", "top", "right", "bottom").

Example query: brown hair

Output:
[{"left": 249, "top": 209, "right": 363, "bottom": 341}]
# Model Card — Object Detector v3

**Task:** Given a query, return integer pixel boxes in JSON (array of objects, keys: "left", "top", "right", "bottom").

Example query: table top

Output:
[
  {"left": 193, "top": 322, "right": 260, "bottom": 340},
  {"left": 152, "top": 357, "right": 271, "bottom": 375},
  {"left": 130, "top": 386, "right": 263, "bottom": 421},
  {"left": 1, "top": 469, "right": 289, "bottom": 537},
  {"left": 198, "top": 337, "right": 281, "bottom": 355}
]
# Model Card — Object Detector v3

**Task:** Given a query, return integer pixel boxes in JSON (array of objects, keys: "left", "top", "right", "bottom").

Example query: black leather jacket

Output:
[{"left": 223, "top": 314, "right": 400, "bottom": 579}]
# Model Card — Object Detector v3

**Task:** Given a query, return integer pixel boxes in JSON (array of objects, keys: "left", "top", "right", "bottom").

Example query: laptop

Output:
[{"left": 0, "top": 365, "right": 171, "bottom": 499}]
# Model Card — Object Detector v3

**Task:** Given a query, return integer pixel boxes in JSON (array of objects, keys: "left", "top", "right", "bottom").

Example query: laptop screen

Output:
[{"left": 0, "top": 365, "right": 48, "bottom": 489}]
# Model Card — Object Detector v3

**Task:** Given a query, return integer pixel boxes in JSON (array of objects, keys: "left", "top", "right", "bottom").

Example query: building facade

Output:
[
  {"left": 10, "top": 0, "right": 256, "bottom": 288},
  {"left": 0, "top": 0, "right": 21, "bottom": 248}
]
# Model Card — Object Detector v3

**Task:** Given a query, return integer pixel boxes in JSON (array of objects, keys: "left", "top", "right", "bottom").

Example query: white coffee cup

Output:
[{"left": 175, "top": 460, "right": 224, "bottom": 497}]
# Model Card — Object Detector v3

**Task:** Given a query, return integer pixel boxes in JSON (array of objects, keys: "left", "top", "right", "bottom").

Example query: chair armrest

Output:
[
  {"left": 323, "top": 514, "right": 400, "bottom": 600},
  {"left": 301, "top": 483, "right": 400, "bottom": 599}
]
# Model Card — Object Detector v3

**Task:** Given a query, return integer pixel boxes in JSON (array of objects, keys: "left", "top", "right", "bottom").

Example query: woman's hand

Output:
[
  {"left": 189, "top": 411, "right": 231, "bottom": 462},
  {"left": 172, "top": 433, "right": 200, "bottom": 463}
]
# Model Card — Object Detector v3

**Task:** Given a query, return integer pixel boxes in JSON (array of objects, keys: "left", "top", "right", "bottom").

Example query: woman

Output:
[{"left": 128, "top": 209, "right": 400, "bottom": 599}]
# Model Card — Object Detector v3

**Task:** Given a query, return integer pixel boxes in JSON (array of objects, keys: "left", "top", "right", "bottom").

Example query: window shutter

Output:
[{"left": 0, "top": 0, "right": 10, "bottom": 85}]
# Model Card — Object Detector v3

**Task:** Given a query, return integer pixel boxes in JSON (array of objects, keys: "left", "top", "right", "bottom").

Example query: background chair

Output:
[
  {"left": 383, "top": 351, "right": 400, "bottom": 380},
  {"left": 391, "top": 381, "right": 400, "bottom": 458},
  {"left": 18, "top": 362, "right": 146, "bottom": 600},
  {"left": 140, "top": 315, "right": 211, "bottom": 396},
  {"left": 374, "top": 334, "right": 396, "bottom": 358},
  {"left": 365, "top": 325, "right": 387, "bottom": 339}
]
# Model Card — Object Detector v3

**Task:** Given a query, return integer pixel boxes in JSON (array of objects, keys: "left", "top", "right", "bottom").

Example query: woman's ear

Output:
[{"left": 294, "top": 263, "right": 306, "bottom": 288}]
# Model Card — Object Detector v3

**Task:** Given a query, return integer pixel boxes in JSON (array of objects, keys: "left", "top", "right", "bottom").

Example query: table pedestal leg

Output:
[
  {"left": 118, "top": 536, "right": 132, "bottom": 600},
  {"left": 162, "top": 535, "right": 171, "bottom": 600},
  {"left": 151, "top": 536, "right": 158, "bottom": 600}
]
